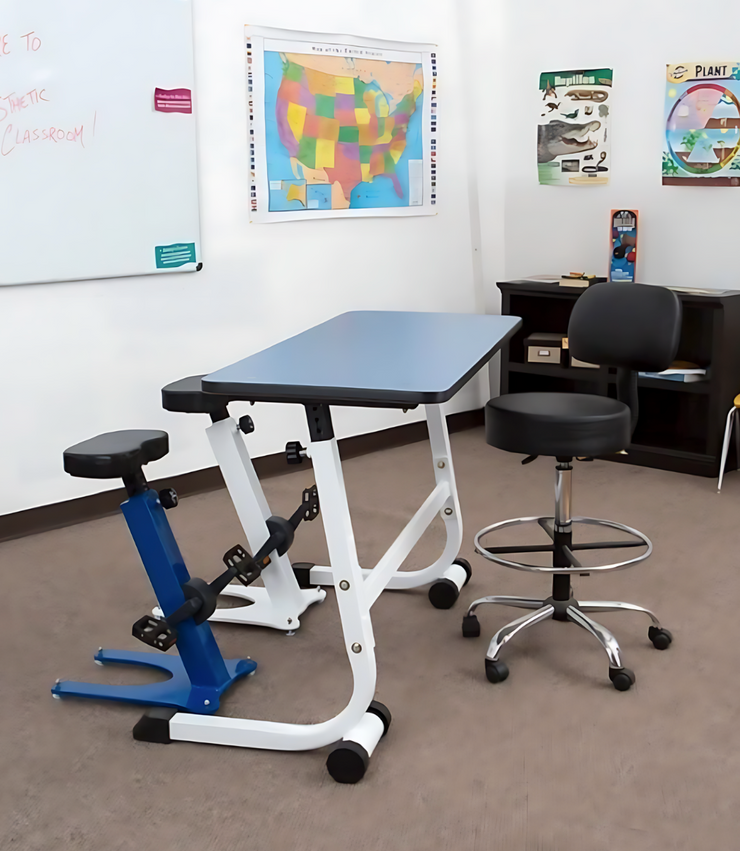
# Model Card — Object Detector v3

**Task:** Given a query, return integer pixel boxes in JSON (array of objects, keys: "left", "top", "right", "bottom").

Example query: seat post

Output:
[
  {"left": 554, "top": 460, "right": 572, "bottom": 534},
  {"left": 552, "top": 459, "right": 573, "bottom": 607}
]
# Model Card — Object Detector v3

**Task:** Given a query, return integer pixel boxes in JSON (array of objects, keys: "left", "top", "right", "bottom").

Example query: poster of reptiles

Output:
[
  {"left": 663, "top": 63, "right": 740, "bottom": 186},
  {"left": 537, "top": 68, "right": 612, "bottom": 186}
]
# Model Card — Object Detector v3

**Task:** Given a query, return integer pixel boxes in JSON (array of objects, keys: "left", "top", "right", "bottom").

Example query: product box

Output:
[{"left": 525, "top": 332, "right": 565, "bottom": 365}]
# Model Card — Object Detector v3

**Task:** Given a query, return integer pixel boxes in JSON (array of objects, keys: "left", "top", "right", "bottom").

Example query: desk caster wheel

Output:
[
  {"left": 367, "top": 700, "right": 392, "bottom": 736},
  {"left": 428, "top": 559, "right": 472, "bottom": 609},
  {"left": 326, "top": 741, "right": 369, "bottom": 784},
  {"left": 648, "top": 626, "right": 673, "bottom": 650},
  {"left": 325, "top": 701, "right": 391, "bottom": 784},
  {"left": 456, "top": 558, "right": 472, "bottom": 586},
  {"left": 462, "top": 614, "right": 480, "bottom": 638},
  {"left": 485, "top": 659, "right": 509, "bottom": 684},
  {"left": 609, "top": 667, "right": 636, "bottom": 691}
]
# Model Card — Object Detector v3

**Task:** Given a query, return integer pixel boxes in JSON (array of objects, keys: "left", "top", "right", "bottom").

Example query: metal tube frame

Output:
[
  {"left": 169, "top": 402, "right": 464, "bottom": 753},
  {"left": 474, "top": 514, "right": 652, "bottom": 573},
  {"left": 204, "top": 416, "right": 326, "bottom": 631},
  {"left": 308, "top": 404, "right": 464, "bottom": 592}
]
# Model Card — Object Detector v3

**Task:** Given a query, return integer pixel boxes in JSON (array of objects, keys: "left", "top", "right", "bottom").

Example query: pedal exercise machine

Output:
[
  {"left": 160, "top": 374, "right": 473, "bottom": 624},
  {"left": 51, "top": 430, "right": 257, "bottom": 713},
  {"left": 51, "top": 429, "right": 390, "bottom": 781}
]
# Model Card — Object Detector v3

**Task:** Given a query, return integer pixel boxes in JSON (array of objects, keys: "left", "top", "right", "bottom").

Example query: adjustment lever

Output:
[
  {"left": 158, "top": 488, "right": 178, "bottom": 509},
  {"left": 286, "top": 441, "right": 307, "bottom": 465},
  {"left": 238, "top": 415, "right": 254, "bottom": 435},
  {"left": 132, "top": 615, "right": 178, "bottom": 652}
]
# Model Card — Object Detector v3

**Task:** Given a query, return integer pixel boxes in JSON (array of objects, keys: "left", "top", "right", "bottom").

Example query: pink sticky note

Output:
[{"left": 154, "top": 88, "right": 192, "bottom": 114}]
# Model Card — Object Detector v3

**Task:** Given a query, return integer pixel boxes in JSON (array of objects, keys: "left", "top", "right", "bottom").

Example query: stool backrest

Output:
[
  {"left": 568, "top": 282, "right": 681, "bottom": 372},
  {"left": 568, "top": 282, "right": 682, "bottom": 435}
]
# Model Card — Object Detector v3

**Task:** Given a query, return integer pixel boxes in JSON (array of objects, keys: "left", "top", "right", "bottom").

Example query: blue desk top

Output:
[{"left": 203, "top": 311, "right": 522, "bottom": 408}]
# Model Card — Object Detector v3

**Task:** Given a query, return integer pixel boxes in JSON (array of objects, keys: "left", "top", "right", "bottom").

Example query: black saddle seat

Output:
[
  {"left": 63, "top": 430, "right": 169, "bottom": 480},
  {"left": 486, "top": 393, "right": 631, "bottom": 458},
  {"left": 162, "top": 375, "right": 234, "bottom": 417}
]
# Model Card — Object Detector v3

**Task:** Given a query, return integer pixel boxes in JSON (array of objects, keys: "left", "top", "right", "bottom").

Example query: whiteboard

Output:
[{"left": 0, "top": 0, "right": 201, "bottom": 286}]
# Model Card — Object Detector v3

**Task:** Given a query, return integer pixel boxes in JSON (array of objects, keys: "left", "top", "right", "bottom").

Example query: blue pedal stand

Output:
[{"left": 52, "top": 430, "right": 257, "bottom": 715}]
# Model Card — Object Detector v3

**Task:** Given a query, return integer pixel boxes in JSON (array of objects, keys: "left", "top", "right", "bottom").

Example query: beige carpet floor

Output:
[{"left": 2, "top": 425, "right": 740, "bottom": 850}]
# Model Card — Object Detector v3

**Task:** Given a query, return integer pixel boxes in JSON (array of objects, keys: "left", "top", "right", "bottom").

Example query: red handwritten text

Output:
[
  {"left": 21, "top": 31, "right": 41, "bottom": 51},
  {"left": 0, "top": 89, "right": 49, "bottom": 122},
  {"left": 0, "top": 31, "right": 42, "bottom": 56},
  {"left": 2, "top": 122, "right": 85, "bottom": 156}
]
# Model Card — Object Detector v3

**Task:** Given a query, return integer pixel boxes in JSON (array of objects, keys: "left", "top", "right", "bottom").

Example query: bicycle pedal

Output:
[
  {"left": 223, "top": 544, "right": 262, "bottom": 587},
  {"left": 132, "top": 615, "right": 177, "bottom": 651},
  {"left": 301, "top": 485, "right": 320, "bottom": 521}
]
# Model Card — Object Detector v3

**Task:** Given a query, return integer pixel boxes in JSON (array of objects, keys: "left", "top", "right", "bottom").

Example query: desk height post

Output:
[{"left": 305, "top": 404, "right": 335, "bottom": 442}]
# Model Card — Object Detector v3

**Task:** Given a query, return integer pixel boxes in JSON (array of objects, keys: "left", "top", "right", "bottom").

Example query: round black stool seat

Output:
[
  {"left": 486, "top": 393, "right": 631, "bottom": 458},
  {"left": 63, "top": 430, "right": 169, "bottom": 480}
]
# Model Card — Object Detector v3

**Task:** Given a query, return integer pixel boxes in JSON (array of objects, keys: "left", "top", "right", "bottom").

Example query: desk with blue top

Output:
[{"left": 163, "top": 310, "right": 521, "bottom": 780}]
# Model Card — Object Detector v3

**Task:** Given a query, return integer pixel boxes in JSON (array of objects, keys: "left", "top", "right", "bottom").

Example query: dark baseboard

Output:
[{"left": 0, "top": 408, "right": 483, "bottom": 543}]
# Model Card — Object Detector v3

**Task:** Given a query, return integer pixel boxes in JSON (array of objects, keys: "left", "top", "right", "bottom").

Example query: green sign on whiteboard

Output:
[{"left": 155, "top": 242, "right": 196, "bottom": 268}]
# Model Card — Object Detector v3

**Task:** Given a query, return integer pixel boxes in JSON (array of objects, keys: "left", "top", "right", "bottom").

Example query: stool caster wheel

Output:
[
  {"left": 462, "top": 614, "right": 480, "bottom": 638},
  {"left": 325, "top": 701, "right": 391, "bottom": 784},
  {"left": 428, "top": 559, "right": 472, "bottom": 609},
  {"left": 485, "top": 659, "right": 509, "bottom": 684},
  {"left": 648, "top": 626, "right": 673, "bottom": 650},
  {"left": 609, "top": 667, "right": 636, "bottom": 692}
]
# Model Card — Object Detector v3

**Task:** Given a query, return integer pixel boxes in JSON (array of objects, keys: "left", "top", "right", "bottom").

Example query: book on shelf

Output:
[
  {"left": 559, "top": 273, "right": 608, "bottom": 287},
  {"left": 519, "top": 275, "right": 561, "bottom": 284},
  {"left": 517, "top": 274, "right": 608, "bottom": 287},
  {"left": 638, "top": 361, "right": 707, "bottom": 383}
]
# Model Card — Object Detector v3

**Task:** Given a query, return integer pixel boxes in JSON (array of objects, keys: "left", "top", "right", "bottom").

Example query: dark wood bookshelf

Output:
[{"left": 497, "top": 280, "right": 740, "bottom": 477}]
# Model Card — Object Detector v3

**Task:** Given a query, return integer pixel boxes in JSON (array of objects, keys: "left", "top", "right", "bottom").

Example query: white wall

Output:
[
  {"left": 459, "top": 0, "right": 507, "bottom": 395},
  {"left": 500, "top": 0, "right": 740, "bottom": 288},
  {"left": 0, "top": 0, "right": 490, "bottom": 515}
]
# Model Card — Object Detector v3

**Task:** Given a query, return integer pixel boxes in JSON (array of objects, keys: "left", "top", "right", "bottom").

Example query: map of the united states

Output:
[{"left": 266, "top": 53, "right": 423, "bottom": 211}]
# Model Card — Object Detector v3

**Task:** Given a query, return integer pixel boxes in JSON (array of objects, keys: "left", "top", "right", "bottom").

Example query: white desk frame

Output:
[
  {"left": 201, "top": 404, "right": 466, "bottom": 630},
  {"left": 169, "top": 403, "right": 464, "bottom": 760}
]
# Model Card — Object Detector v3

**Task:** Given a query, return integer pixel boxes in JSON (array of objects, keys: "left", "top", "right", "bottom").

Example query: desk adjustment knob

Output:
[
  {"left": 286, "top": 441, "right": 307, "bottom": 465},
  {"left": 158, "top": 488, "right": 178, "bottom": 509},
  {"left": 238, "top": 415, "right": 255, "bottom": 435}
]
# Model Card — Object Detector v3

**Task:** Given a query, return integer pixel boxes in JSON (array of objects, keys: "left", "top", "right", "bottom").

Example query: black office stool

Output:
[{"left": 464, "top": 283, "right": 681, "bottom": 691}]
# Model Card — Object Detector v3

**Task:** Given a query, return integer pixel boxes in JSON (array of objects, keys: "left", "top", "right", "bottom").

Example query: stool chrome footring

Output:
[{"left": 473, "top": 514, "right": 652, "bottom": 573}]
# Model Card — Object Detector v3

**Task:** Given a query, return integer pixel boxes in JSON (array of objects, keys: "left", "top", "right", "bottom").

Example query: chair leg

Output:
[
  {"left": 718, "top": 406, "right": 737, "bottom": 493},
  {"left": 567, "top": 606, "right": 638, "bottom": 690},
  {"left": 485, "top": 605, "right": 554, "bottom": 662},
  {"left": 577, "top": 600, "right": 661, "bottom": 628},
  {"left": 566, "top": 606, "right": 623, "bottom": 668},
  {"left": 466, "top": 595, "right": 547, "bottom": 617}
]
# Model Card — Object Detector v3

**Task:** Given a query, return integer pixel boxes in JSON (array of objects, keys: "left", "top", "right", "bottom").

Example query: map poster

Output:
[
  {"left": 246, "top": 26, "right": 437, "bottom": 222},
  {"left": 663, "top": 62, "right": 740, "bottom": 186},
  {"left": 537, "top": 69, "right": 612, "bottom": 186}
]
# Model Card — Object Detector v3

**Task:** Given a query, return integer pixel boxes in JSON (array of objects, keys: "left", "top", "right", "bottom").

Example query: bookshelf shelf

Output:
[{"left": 497, "top": 280, "right": 740, "bottom": 477}]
